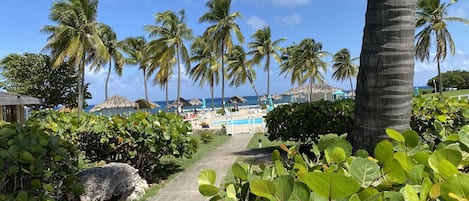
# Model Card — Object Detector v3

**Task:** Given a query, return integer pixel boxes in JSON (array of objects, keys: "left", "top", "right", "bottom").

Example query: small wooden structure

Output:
[{"left": 0, "top": 92, "right": 42, "bottom": 122}]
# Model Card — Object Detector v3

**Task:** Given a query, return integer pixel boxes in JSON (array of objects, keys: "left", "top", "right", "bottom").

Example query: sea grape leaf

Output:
[
  {"left": 250, "top": 179, "right": 276, "bottom": 200},
  {"left": 438, "top": 159, "right": 460, "bottom": 179},
  {"left": 301, "top": 172, "right": 360, "bottom": 199},
  {"left": 374, "top": 140, "right": 394, "bottom": 164},
  {"left": 428, "top": 149, "right": 462, "bottom": 174},
  {"left": 441, "top": 174, "right": 469, "bottom": 201},
  {"left": 403, "top": 185, "right": 419, "bottom": 201},
  {"left": 289, "top": 182, "right": 310, "bottom": 201},
  {"left": 403, "top": 130, "right": 419, "bottom": 148},
  {"left": 198, "top": 169, "right": 216, "bottom": 185},
  {"left": 350, "top": 158, "right": 381, "bottom": 188},
  {"left": 199, "top": 184, "right": 219, "bottom": 196},
  {"left": 318, "top": 134, "right": 338, "bottom": 151},
  {"left": 273, "top": 175, "right": 293, "bottom": 201},
  {"left": 232, "top": 163, "right": 247, "bottom": 180},
  {"left": 386, "top": 129, "right": 405, "bottom": 142}
]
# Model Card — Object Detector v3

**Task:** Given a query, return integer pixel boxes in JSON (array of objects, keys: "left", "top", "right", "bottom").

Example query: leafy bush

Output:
[
  {"left": 28, "top": 110, "right": 197, "bottom": 182},
  {"left": 199, "top": 130, "right": 215, "bottom": 144},
  {"left": 411, "top": 96, "right": 469, "bottom": 147},
  {"left": 0, "top": 123, "right": 82, "bottom": 200},
  {"left": 198, "top": 125, "right": 469, "bottom": 200},
  {"left": 264, "top": 99, "right": 354, "bottom": 143}
]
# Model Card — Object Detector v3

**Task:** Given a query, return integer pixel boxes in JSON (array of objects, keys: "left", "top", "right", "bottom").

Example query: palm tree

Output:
[
  {"left": 351, "top": 0, "right": 416, "bottom": 151},
  {"left": 280, "top": 39, "right": 327, "bottom": 102},
  {"left": 119, "top": 36, "right": 151, "bottom": 102},
  {"left": 199, "top": 0, "right": 244, "bottom": 112},
  {"left": 145, "top": 10, "right": 193, "bottom": 114},
  {"left": 189, "top": 36, "right": 220, "bottom": 111},
  {"left": 415, "top": 0, "right": 469, "bottom": 96},
  {"left": 226, "top": 45, "right": 262, "bottom": 105},
  {"left": 248, "top": 26, "right": 285, "bottom": 96},
  {"left": 94, "top": 24, "right": 124, "bottom": 100},
  {"left": 42, "top": 0, "right": 108, "bottom": 113},
  {"left": 153, "top": 59, "right": 174, "bottom": 112},
  {"left": 332, "top": 48, "right": 358, "bottom": 93}
]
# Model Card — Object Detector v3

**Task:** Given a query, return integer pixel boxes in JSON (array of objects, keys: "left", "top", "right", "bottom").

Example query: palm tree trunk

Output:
[
  {"left": 251, "top": 82, "right": 262, "bottom": 106},
  {"left": 176, "top": 44, "right": 181, "bottom": 115},
  {"left": 165, "top": 82, "right": 169, "bottom": 112},
  {"left": 221, "top": 42, "right": 225, "bottom": 112},
  {"left": 143, "top": 67, "right": 149, "bottom": 102},
  {"left": 105, "top": 60, "right": 112, "bottom": 100},
  {"left": 266, "top": 54, "right": 271, "bottom": 96},
  {"left": 211, "top": 77, "right": 215, "bottom": 111},
  {"left": 437, "top": 58, "right": 443, "bottom": 96},
  {"left": 349, "top": 77, "right": 354, "bottom": 95},
  {"left": 351, "top": 0, "right": 416, "bottom": 152},
  {"left": 78, "top": 61, "right": 85, "bottom": 116}
]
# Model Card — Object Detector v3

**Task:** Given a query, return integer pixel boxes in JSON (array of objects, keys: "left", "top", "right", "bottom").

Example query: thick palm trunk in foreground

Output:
[{"left": 351, "top": 0, "right": 416, "bottom": 152}]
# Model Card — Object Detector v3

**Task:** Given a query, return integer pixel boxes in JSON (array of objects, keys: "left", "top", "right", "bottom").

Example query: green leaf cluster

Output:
[
  {"left": 411, "top": 96, "right": 469, "bottom": 148},
  {"left": 0, "top": 123, "right": 82, "bottom": 200},
  {"left": 27, "top": 110, "right": 197, "bottom": 182},
  {"left": 426, "top": 70, "right": 469, "bottom": 90},
  {"left": 265, "top": 99, "right": 354, "bottom": 143},
  {"left": 198, "top": 125, "right": 469, "bottom": 201}
]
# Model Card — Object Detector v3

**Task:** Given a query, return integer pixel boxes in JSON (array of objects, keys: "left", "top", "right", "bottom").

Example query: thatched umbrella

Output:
[
  {"left": 189, "top": 98, "right": 202, "bottom": 106},
  {"left": 229, "top": 96, "right": 247, "bottom": 111},
  {"left": 135, "top": 99, "right": 160, "bottom": 109},
  {"left": 90, "top": 95, "right": 138, "bottom": 112},
  {"left": 168, "top": 97, "right": 190, "bottom": 109}
]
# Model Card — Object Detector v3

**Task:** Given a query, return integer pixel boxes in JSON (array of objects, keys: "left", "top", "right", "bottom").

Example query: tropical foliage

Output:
[
  {"left": 199, "top": 125, "right": 469, "bottom": 201},
  {"left": 145, "top": 9, "right": 193, "bottom": 113},
  {"left": 248, "top": 26, "right": 284, "bottom": 96},
  {"left": 0, "top": 123, "right": 82, "bottom": 200},
  {"left": 42, "top": 0, "right": 108, "bottom": 113},
  {"left": 426, "top": 70, "right": 469, "bottom": 90},
  {"left": 199, "top": 0, "right": 244, "bottom": 111},
  {"left": 265, "top": 99, "right": 355, "bottom": 143},
  {"left": 0, "top": 53, "right": 91, "bottom": 108},
  {"left": 332, "top": 48, "right": 358, "bottom": 92},
  {"left": 415, "top": 0, "right": 469, "bottom": 95},
  {"left": 27, "top": 110, "right": 197, "bottom": 182}
]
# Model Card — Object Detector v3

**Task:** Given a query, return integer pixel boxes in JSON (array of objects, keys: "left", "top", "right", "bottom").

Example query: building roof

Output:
[
  {"left": 0, "top": 92, "right": 43, "bottom": 105},
  {"left": 90, "top": 95, "right": 138, "bottom": 112}
]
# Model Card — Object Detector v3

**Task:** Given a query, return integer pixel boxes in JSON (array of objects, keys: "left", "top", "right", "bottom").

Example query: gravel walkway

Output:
[{"left": 147, "top": 133, "right": 269, "bottom": 201}]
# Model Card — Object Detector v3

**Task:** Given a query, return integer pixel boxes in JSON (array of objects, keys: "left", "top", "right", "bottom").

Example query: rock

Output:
[{"left": 77, "top": 162, "right": 148, "bottom": 201}]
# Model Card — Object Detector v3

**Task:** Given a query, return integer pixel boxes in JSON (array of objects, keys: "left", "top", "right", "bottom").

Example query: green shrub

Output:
[
  {"left": 411, "top": 96, "right": 469, "bottom": 148},
  {"left": 27, "top": 110, "right": 197, "bottom": 183},
  {"left": 198, "top": 125, "right": 469, "bottom": 200},
  {"left": 0, "top": 123, "right": 82, "bottom": 200},
  {"left": 199, "top": 130, "right": 214, "bottom": 144},
  {"left": 265, "top": 99, "right": 354, "bottom": 143}
]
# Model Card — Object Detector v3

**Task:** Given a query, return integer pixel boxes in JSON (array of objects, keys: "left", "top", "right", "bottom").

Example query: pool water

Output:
[{"left": 213, "top": 117, "right": 264, "bottom": 125}]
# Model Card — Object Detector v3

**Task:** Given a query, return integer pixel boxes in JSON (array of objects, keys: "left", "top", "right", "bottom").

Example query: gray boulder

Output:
[{"left": 77, "top": 162, "right": 148, "bottom": 201}]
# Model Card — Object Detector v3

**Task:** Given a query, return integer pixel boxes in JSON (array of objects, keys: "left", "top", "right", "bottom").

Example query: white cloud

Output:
[
  {"left": 272, "top": 0, "right": 311, "bottom": 7},
  {"left": 414, "top": 61, "right": 435, "bottom": 73},
  {"left": 247, "top": 16, "right": 268, "bottom": 31},
  {"left": 275, "top": 14, "right": 302, "bottom": 25}
]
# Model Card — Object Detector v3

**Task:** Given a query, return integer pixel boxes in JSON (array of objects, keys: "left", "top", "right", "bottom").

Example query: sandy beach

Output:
[{"left": 185, "top": 108, "right": 268, "bottom": 134}]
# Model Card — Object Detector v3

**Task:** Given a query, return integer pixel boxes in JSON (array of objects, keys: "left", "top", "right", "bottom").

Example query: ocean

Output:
[{"left": 85, "top": 95, "right": 293, "bottom": 112}]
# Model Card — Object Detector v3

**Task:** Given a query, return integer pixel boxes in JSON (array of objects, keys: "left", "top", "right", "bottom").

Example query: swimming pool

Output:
[{"left": 213, "top": 117, "right": 264, "bottom": 125}]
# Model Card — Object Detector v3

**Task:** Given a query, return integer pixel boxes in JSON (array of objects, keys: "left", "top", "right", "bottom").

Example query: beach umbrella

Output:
[
  {"left": 168, "top": 97, "right": 190, "bottom": 108},
  {"left": 135, "top": 99, "right": 160, "bottom": 109},
  {"left": 229, "top": 96, "right": 247, "bottom": 111},
  {"left": 189, "top": 98, "right": 202, "bottom": 106},
  {"left": 90, "top": 95, "right": 138, "bottom": 112}
]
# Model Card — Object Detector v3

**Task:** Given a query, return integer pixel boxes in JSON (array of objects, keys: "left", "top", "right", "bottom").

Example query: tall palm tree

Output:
[
  {"left": 351, "top": 0, "right": 416, "bottom": 152},
  {"left": 145, "top": 10, "right": 193, "bottom": 114},
  {"left": 332, "top": 48, "right": 358, "bottom": 93},
  {"left": 153, "top": 59, "right": 174, "bottom": 112},
  {"left": 42, "top": 0, "right": 108, "bottom": 113},
  {"left": 415, "top": 0, "right": 469, "bottom": 96},
  {"left": 248, "top": 26, "right": 285, "bottom": 96},
  {"left": 280, "top": 39, "right": 327, "bottom": 102},
  {"left": 189, "top": 36, "right": 220, "bottom": 111},
  {"left": 94, "top": 23, "right": 124, "bottom": 100},
  {"left": 226, "top": 45, "right": 261, "bottom": 105},
  {"left": 199, "top": 0, "right": 244, "bottom": 112},
  {"left": 119, "top": 36, "right": 151, "bottom": 102}
]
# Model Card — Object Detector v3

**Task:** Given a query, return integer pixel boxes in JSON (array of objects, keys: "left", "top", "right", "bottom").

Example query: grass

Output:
[
  {"left": 139, "top": 134, "right": 230, "bottom": 200},
  {"left": 246, "top": 132, "right": 295, "bottom": 150},
  {"left": 421, "top": 89, "right": 469, "bottom": 98}
]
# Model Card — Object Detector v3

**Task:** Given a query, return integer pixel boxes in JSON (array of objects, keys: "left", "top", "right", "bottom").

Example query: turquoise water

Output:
[{"left": 213, "top": 117, "right": 264, "bottom": 125}]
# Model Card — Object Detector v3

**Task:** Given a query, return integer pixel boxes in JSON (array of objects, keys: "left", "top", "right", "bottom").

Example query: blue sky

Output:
[{"left": 1, "top": 0, "right": 469, "bottom": 104}]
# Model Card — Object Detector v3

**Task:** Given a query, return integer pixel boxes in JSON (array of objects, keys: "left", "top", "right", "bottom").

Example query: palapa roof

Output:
[
  {"left": 0, "top": 92, "right": 42, "bottom": 106},
  {"left": 90, "top": 95, "right": 138, "bottom": 112},
  {"left": 135, "top": 99, "right": 160, "bottom": 109},
  {"left": 189, "top": 98, "right": 202, "bottom": 106},
  {"left": 168, "top": 97, "right": 190, "bottom": 108},
  {"left": 229, "top": 96, "right": 247, "bottom": 104},
  {"left": 284, "top": 83, "right": 342, "bottom": 95}
]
